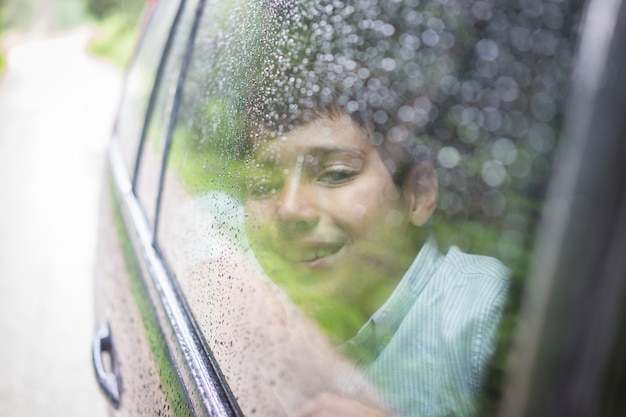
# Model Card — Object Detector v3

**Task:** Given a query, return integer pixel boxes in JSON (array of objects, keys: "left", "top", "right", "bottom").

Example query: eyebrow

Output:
[
  {"left": 306, "top": 146, "right": 365, "bottom": 159},
  {"left": 254, "top": 146, "right": 366, "bottom": 166}
]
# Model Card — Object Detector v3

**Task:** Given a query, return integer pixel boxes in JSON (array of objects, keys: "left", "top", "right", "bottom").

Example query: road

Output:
[{"left": 0, "top": 26, "right": 119, "bottom": 417}]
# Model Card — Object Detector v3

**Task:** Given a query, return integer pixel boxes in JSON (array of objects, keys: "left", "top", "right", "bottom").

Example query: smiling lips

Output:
[{"left": 281, "top": 242, "right": 344, "bottom": 267}]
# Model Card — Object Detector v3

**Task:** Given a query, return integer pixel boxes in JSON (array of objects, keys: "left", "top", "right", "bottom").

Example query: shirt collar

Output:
[{"left": 345, "top": 236, "right": 443, "bottom": 362}]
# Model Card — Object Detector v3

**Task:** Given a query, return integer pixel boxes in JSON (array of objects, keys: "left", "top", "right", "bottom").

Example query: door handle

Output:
[{"left": 92, "top": 319, "right": 122, "bottom": 407}]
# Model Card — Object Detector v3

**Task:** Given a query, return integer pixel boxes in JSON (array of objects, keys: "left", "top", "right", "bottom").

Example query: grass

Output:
[{"left": 88, "top": 10, "right": 141, "bottom": 68}]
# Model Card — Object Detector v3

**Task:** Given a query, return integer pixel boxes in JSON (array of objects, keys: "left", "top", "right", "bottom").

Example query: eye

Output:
[
  {"left": 246, "top": 176, "right": 282, "bottom": 199},
  {"left": 317, "top": 166, "right": 357, "bottom": 185}
]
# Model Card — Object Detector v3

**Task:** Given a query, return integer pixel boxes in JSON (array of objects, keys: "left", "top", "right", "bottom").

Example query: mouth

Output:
[{"left": 282, "top": 242, "right": 344, "bottom": 268}]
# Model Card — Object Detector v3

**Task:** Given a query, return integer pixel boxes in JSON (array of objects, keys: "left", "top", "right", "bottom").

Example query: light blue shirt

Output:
[{"left": 345, "top": 237, "right": 510, "bottom": 417}]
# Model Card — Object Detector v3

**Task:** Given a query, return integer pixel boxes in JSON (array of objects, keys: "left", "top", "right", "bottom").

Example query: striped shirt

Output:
[{"left": 344, "top": 237, "right": 510, "bottom": 417}]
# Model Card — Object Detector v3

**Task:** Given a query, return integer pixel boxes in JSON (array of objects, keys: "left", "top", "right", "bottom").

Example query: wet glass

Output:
[
  {"left": 157, "top": 0, "right": 581, "bottom": 415},
  {"left": 134, "top": 0, "right": 199, "bottom": 226},
  {"left": 114, "top": 0, "right": 182, "bottom": 176}
]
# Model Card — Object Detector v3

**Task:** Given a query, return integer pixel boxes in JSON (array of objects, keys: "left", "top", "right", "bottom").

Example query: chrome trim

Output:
[
  {"left": 92, "top": 319, "right": 122, "bottom": 408},
  {"left": 109, "top": 138, "right": 236, "bottom": 417}
]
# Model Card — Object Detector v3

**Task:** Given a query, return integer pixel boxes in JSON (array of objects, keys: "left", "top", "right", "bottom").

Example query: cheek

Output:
[{"left": 327, "top": 181, "right": 399, "bottom": 236}]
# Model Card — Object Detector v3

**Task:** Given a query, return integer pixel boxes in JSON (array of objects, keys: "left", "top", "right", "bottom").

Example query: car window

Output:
[
  {"left": 133, "top": 0, "right": 201, "bottom": 227},
  {"left": 113, "top": 0, "right": 182, "bottom": 177},
  {"left": 156, "top": 0, "right": 582, "bottom": 415}
]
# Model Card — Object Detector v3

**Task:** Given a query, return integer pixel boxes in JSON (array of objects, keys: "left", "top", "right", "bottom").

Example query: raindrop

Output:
[
  {"left": 370, "top": 131, "right": 384, "bottom": 146},
  {"left": 492, "top": 138, "right": 517, "bottom": 165},
  {"left": 403, "top": 9, "right": 422, "bottom": 25},
  {"left": 481, "top": 160, "right": 507, "bottom": 187},
  {"left": 460, "top": 80, "right": 481, "bottom": 102},
  {"left": 398, "top": 46, "right": 417, "bottom": 60},
  {"left": 346, "top": 100, "right": 359, "bottom": 112},
  {"left": 471, "top": 1, "right": 493, "bottom": 20},
  {"left": 422, "top": 29, "right": 440, "bottom": 47},
  {"left": 381, "top": 23, "right": 396, "bottom": 36},
  {"left": 506, "top": 111, "right": 530, "bottom": 138},
  {"left": 496, "top": 76, "right": 519, "bottom": 102},
  {"left": 399, "top": 33, "right": 421, "bottom": 49},
  {"left": 398, "top": 105, "right": 416, "bottom": 123},
  {"left": 542, "top": 4, "right": 565, "bottom": 30},
  {"left": 476, "top": 39, "right": 500, "bottom": 61},
  {"left": 532, "top": 30, "right": 559, "bottom": 56},
  {"left": 388, "top": 125, "right": 409, "bottom": 143},
  {"left": 342, "top": 76, "right": 356, "bottom": 88},
  {"left": 509, "top": 151, "right": 532, "bottom": 179},
  {"left": 374, "top": 109, "right": 389, "bottom": 124},
  {"left": 368, "top": 77, "right": 382, "bottom": 90},
  {"left": 428, "top": 17, "right": 444, "bottom": 32},
  {"left": 459, "top": 125, "right": 480, "bottom": 143},
  {"left": 381, "top": 57, "right": 397, "bottom": 71},
  {"left": 439, "top": 32, "right": 456, "bottom": 49},
  {"left": 440, "top": 75, "right": 460, "bottom": 95},
  {"left": 414, "top": 96, "right": 432, "bottom": 113},
  {"left": 437, "top": 146, "right": 461, "bottom": 169},
  {"left": 484, "top": 108, "right": 503, "bottom": 132}
]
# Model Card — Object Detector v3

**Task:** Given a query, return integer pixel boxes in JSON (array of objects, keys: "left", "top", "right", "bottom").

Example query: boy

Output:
[
  {"left": 230, "top": 0, "right": 512, "bottom": 415},
  {"left": 241, "top": 104, "right": 509, "bottom": 417}
]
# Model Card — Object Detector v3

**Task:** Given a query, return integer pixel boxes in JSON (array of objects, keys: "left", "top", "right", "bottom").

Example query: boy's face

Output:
[{"left": 244, "top": 115, "right": 437, "bottom": 313}]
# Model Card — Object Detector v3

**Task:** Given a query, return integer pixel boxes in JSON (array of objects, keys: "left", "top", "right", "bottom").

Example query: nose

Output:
[{"left": 275, "top": 174, "right": 319, "bottom": 235}]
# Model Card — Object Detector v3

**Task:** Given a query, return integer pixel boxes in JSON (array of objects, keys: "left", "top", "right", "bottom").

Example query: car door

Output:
[
  {"left": 92, "top": 0, "right": 226, "bottom": 415},
  {"left": 94, "top": 0, "right": 626, "bottom": 416}
]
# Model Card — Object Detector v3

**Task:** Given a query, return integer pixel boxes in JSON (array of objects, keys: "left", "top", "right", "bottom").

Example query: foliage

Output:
[
  {"left": 53, "top": 0, "right": 89, "bottom": 29},
  {"left": 87, "top": 0, "right": 118, "bottom": 18},
  {"left": 0, "top": 48, "right": 5, "bottom": 78},
  {"left": 0, "top": 0, "right": 34, "bottom": 31},
  {"left": 0, "top": 0, "right": 5, "bottom": 29},
  {"left": 86, "top": 0, "right": 144, "bottom": 67},
  {"left": 86, "top": 0, "right": 143, "bottom": 19},
  {"left": 88, "top": 11, "right": 139, "bottom": 67}
]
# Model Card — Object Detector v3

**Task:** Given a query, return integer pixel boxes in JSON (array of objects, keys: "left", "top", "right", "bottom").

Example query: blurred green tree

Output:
[
  {"left": 86, "top": 0, "right": 117, "bottom": 18},
  {"left": 86, "top": 0, "right": 143, "bottom": 19},
  {"left": 0, "top": 0, "right": 5, "bottom": 28}
]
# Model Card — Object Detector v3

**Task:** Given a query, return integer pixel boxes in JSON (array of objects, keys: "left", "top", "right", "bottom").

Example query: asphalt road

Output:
[{"left": 0, "top": 27, "right": 119, "bottom": 417}]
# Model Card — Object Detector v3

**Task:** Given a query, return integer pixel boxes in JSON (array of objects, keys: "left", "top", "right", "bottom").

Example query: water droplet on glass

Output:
[
  {"left": 437, "top": 146, "right": 461, "bottom": 169},
  {"left": 482, "top": 160, "right": 507, "bottom": 187},
  {"left": 492, "top": 138, "right": 517, "bottom": 165}
]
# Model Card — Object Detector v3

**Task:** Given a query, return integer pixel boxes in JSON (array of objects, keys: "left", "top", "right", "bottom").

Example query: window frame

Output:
[
  {"left": 107, "top": 0, "right": 244, "bottom": 414},
  {"left": 498, "top": 0, "right": 626, "bottom": 415}
]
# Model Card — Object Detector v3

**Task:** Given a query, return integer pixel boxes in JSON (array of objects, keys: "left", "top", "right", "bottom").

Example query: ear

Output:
[{"left": 402, "top": 161, "right": 438, "bottom": 227}]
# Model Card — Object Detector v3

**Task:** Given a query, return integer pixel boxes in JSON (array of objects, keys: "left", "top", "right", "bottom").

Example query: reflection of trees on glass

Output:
[{"left": 169, "top": 0, "right": 581, "bottom": 416}]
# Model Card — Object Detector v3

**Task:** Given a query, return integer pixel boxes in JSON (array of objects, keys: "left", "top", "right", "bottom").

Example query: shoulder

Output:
[
  {"left": 432, "top": 246, "right": 510, "bottom": 389},
  {"left": 442, "top": 246, "right": 510, "bottom": 286},
  {"left": 434, "top": 245, "right": 510, "bottom": 325},
  {"left": 430, "top": 246, "right": 511, "bottom": 311},
  {"left": 427, "top": 245, "right": 510, "bottom": 322}
]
